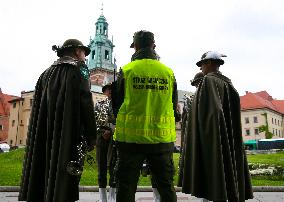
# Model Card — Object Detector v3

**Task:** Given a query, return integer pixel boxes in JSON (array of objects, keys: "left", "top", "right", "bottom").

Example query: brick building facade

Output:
[{"left": 0, "top": 88, "right": 19, "bottom": 142}]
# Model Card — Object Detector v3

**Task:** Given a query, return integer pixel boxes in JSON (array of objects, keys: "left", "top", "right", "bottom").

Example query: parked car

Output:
[{"left": 0, "top": 143, "right": 10, "bottom": 152}]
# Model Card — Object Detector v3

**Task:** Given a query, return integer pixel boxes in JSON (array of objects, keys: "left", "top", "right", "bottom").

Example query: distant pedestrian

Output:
[
  {"left": 94, "top": 84, "right": 117, "bottom": 202},
  {"left": 18, "top": 39, "right": 97, "bottom": 202},
  {"left": 112, "top": 30, "right": 180, "bottom": 202},
  {"left": 182, "top": 51, "right": 253, "bottom": 202}
]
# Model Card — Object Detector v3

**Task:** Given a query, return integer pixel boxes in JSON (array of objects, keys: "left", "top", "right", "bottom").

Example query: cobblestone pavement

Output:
[{"left": 1, "top": 192, "right": 284, "bottom": 202}]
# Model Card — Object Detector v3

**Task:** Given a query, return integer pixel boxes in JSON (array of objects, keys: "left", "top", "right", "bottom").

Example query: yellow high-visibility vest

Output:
[{"left": 114, "top": 59, "right": 176, "bottom": 144}]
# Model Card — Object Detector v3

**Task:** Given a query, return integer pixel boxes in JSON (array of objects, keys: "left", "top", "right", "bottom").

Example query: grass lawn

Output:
[
  {"left": 247, "top": 152, "right": 284, "bottom": 167},
  {"left": 247, "top": 151, "right": 284, "bottom": 186},
  {"left": 0, "top": 149, "right": 283, "bottom": 186}
]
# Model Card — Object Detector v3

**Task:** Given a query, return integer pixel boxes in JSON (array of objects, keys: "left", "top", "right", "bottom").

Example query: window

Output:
[
  {"left": 272, "top": 118, "right": 274, "bottom": 124},
  {"left": 10, "top": 140, "right": 13, "bottom": 145},
  {"left": 253, "top": 116, "right": 258, "bottom": 123},
  {"left": 245, "top": 117, "right": 249, "bottom": 124},
  {"left": 92, "top": 50, "right": 95, "bottom": 59},
  {"left": 103, "top": 27, "right": 107, "bottom": 35},
  {"left": 278, "top": 120, "right": 280, "bottom": 126},
  {"left": 105, "top": 50, "right": 109, "bottom": 60},
  {"left": 20, "top": 140, "right": 22, "bottom": 144},
  {"left": 13, "top": 102, "right": 16, "bottom": 108},
  {"left": 273, "top": 128, "right": 275, "bottom": 134},
  {"left": 245, "top": 129, "right": 250, "bottom": 136},
  {"left": 254, "top": 128, "right": 259, "bottom": 135},
  {"left": 30, "top": 99, "right": 33, "bottom": 107},
  {"left": 0, "top": 125, "right": 3, "bottom": 130},
  {"left": 12, "top": 120, "right": 15, "bottom": 127}
]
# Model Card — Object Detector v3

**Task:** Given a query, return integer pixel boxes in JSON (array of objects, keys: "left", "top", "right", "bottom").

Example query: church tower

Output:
[{"left": 88, "top": 11, "right": 116, "bottom": 92}]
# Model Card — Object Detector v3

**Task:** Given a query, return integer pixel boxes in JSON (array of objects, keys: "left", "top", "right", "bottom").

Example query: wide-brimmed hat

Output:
[
  {"left": 190, "top": 72, "right": 204, "bottom": 86},
  {"left": 130, "top": 30, "right": 155, "bottom": 48},
  {"left": 52, "top": 39, "right": 91, "bottom": 57},
  {"left": 196, "top": 51, "right": 227, "bottom": 67}
]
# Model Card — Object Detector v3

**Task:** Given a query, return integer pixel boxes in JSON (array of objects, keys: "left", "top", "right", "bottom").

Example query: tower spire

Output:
[{"left": 101, "top": 3, "right": 104, "bottom": 15}]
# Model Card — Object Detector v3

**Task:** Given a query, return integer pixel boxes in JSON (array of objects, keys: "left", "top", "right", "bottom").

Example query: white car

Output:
[{"left": 0, "top": 143, "right": 10, "bottom": 153}]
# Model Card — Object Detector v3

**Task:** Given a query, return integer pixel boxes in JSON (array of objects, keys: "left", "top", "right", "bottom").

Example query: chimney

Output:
[{"left": 245, "top": 91, "right": 249, "bottom": 95}]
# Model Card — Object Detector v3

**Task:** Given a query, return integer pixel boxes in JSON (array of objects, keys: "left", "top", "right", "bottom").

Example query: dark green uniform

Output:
[
  {"left": 19, "top": 56, "right": 97, "bottom": 202},
  {"left": 182, "top": 72, "right": 253, "bottom": 202}
]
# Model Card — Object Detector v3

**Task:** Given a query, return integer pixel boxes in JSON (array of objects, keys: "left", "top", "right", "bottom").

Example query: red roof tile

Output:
[
  {"left": 255, "top": 91, "right": 273, "bottom": 101},
  {"left": 272, "top": 100, "right": 284, "bottom": 114},
  {"left": 240, "top": 91, "right": 284, "bottom": 114}
]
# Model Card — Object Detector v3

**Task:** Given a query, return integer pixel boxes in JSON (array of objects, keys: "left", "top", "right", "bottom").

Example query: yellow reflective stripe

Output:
[
  {"left": 116, "top": 127, "right": 176, "bottom": 136},
  {"left": 116, "top": 114, "right": 175, "bottom": 124},
  {"left": 115, "top": 127, "right": 176, "bottom": 143}
]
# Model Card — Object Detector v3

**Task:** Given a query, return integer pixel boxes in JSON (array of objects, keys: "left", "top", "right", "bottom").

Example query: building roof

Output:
[
  {"left": 240, "top": 91, "right": 284, "bottom": 115},
  {"left": 271, "top": 100, "right": 284, "bottom": 114}
]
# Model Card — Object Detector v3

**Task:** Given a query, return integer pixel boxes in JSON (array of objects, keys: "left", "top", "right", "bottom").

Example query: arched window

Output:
[{"left": 105, "top": 50, "right": 109, "bottom": 60}]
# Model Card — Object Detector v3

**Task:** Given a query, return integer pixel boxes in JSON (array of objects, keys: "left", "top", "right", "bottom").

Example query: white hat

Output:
[{"left": 196, "top": 51, "right": 227, "bottom": 67}]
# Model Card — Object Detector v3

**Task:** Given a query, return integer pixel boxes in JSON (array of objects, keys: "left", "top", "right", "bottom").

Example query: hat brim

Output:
[
  {"left": 82, "top": 46, "right": 91, "bottom": 56},
  {"left": 196, "top": 60, "right": 203, "bottom": 67},
  {"left": 196, "top": 59, "right": 224, "bottom": 67},
  {"left": 57, "top": 45, "right": 91, "bottom": 57}
]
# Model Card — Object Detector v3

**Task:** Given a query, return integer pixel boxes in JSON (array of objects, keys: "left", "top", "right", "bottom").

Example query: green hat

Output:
[
  {"left": 130, "top": 30, "right": 155, "bottom": 48},
  {"left": 52, "top": 39, "right": 91, "bottom": 57},
  {"left": 190, "top": 72, "right": 204, "bottom": 86}
]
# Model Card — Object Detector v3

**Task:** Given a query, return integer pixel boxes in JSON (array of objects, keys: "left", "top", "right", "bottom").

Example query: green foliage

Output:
[
  {"left": 1, "top": 149, "right": 284, "bottom": 186},
  {"left": 259, "top": 113, "right": 273, "bottom": 139},
  {"left": 258, "top": 125, "right": 266, "bottom": 133}
]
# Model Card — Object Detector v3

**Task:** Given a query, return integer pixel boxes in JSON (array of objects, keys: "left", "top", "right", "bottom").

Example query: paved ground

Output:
[{"left": 1, "top": 192, "right": 284, "bottom": 202}]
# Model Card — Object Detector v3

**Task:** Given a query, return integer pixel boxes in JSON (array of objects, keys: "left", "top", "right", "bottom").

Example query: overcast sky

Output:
[{"left": 1, "top": 0, "right": 284, "bottom": 99}]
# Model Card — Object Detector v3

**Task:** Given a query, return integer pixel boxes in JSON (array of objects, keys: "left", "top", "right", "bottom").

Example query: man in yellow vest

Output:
[{"left": 112, "top": 30, "right": 179, "bottom": 202}]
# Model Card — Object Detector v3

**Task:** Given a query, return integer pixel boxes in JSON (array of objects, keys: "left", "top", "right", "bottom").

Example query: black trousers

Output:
[
  {"left": 96, "top": 137, "right": 117, "bottom": 188},
  {"left": 116, "top": 149, "right": 177, "bottom": 202}
]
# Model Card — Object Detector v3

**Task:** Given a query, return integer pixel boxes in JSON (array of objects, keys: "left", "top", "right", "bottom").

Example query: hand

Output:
[
  {"left": 102, "top": 130, "right": 111, "bottom": 140},
  {"left": 176, "top": 103, "right": 181, "bottom": 113}
]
